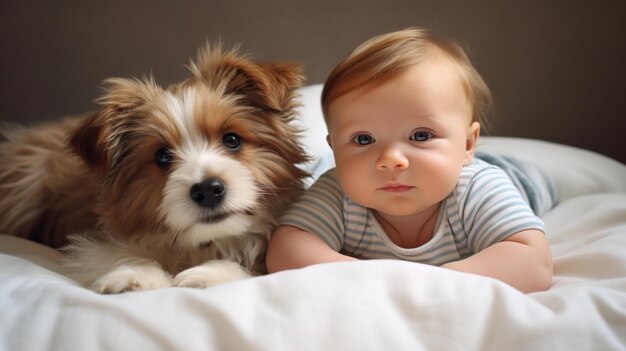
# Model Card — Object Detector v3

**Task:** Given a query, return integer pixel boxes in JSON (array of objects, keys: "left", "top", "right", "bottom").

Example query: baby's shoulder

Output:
[
  {"left": 305, "top": 167, "right": 344, "bottom": 197},
  {"left": 315, "top": 167, "right": 340, "bottom": 187},
  {"left": 454, "top": 158, "right": 509, "bottom": 199},
  {"left": 466, "top": 156, "right": 501, "bottom": 171},
  {"left": 460, "top": 157, "right": 504, "bottom": 181}
]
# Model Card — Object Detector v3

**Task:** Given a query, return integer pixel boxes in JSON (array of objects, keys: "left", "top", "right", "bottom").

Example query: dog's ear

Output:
[
  {"left": 222, "top": 61, "right": 304, "bottom": 113},
  {"left": 190, "top": 43, "right": 304, "bottom": 112},
  {"left": 69, "top": 77, "right": 161, "bottom": 172}
]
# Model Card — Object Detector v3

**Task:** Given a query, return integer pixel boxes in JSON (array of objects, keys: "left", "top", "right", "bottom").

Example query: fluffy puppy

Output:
[{"left": 0, "top": 44, "right": 308, "bottom": 293}]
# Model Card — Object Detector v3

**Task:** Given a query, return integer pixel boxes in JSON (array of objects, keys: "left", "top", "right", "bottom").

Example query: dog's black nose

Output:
[{"left": 190, "top": 178, "right": 226, "bottom": 208}]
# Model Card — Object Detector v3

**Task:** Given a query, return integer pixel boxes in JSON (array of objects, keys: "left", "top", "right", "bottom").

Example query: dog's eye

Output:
[
  {"left": 155, "top": 147, "right": 172, "bottom": 168},
  {"left": 222, "top": 132, "right": 242, "bottom": 151}
]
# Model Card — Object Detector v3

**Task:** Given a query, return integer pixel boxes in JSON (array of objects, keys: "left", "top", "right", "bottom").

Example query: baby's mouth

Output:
[{"left": 380, "top": 183, "right": 415, "bottom": 193}]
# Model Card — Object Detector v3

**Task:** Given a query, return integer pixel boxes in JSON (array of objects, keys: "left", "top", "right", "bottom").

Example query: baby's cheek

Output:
[
  {"left": 336, "top": 166, "right": 367, "bottom": 198},
  {"left": 428, "top": 159, "right": 464, "bottom": 195}
]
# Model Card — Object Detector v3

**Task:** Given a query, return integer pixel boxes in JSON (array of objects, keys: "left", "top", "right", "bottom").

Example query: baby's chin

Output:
[{"left": 368, "top": 201, "right": 442, "bottom": 220}]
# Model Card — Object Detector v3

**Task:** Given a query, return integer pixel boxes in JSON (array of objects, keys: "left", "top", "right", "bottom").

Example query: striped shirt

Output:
[{"left": 280, "top": 155, "right": 552, "bottom": 266}]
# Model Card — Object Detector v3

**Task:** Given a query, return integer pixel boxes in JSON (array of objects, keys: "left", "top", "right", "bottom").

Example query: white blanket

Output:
[{"left": 1, "top": 85, "right": 625, "bottom": 350}]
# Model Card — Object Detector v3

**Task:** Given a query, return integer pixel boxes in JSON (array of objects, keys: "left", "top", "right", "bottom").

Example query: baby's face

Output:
[{"left": 326, "top": 55, "right": 479, "bottom": 219}]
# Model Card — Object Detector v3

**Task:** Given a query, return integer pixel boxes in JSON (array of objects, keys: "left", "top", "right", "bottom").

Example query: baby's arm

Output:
[
  {"left": 266, "top": 225, "right": 357, "bottom": 273},
  {"left": 442, "top": 229, "right": 552, "bottom": 293}
]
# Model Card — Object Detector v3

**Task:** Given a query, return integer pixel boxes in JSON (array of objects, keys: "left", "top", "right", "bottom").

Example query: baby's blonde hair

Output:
[{"left": 321, "top": 27, "right": 493, "bottom": 127}]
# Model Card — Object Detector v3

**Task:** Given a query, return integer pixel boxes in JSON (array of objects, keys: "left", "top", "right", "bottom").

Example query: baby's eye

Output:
[
  {"left": 409, "top": 131, "right": 432, "bottom": 142},
  {"left": 352, "top": 134, "right": 375, "bottom": 145}
]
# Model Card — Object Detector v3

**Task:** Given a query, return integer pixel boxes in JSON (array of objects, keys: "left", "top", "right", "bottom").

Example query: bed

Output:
[{"left": 1, "top": 84, "right": 625, "bottom": 350}]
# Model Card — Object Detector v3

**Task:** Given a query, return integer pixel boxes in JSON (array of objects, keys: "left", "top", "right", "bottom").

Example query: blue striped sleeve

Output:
[
  {"left": 460, "top": 166, "right": 547, "bottom": 252},
  {"left": 279, "top": 169, "right": 344, "bottom": 250}
]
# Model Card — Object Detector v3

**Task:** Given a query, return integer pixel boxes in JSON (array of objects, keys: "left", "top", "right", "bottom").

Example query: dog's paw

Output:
[
  {"left": 92, "top": 264, "right": 173, "bottom": 294},
  {"left": 173, "top": 260, "right": 251, "bottom": 288}
]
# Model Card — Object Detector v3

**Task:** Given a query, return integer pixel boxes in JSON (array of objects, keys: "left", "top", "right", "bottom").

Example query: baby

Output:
[{"left": 266, "top": 27, "right": 556, "bottom": 293}]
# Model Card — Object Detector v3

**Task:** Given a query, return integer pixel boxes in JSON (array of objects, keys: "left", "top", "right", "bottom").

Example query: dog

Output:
[{"left": 0, "top": 43, "right": 308, "bottom": 293}]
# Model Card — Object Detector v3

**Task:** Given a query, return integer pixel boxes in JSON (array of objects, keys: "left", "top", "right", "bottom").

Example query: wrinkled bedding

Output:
[{"left": 1, "top": 85, "right": 625, "bottom": 350}]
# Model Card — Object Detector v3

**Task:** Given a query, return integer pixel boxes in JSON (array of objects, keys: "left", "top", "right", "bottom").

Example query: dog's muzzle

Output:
[{"left": 189, "top": 177, "right": 226, "bottom": 208}]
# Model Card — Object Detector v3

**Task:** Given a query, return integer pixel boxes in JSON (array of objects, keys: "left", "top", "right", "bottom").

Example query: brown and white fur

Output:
[{"left": 0, "top": 43, "right": 308, "bottom": 293}]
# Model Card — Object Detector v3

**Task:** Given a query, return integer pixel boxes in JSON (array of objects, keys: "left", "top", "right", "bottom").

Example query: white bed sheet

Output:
[{"left": 1, "top": 85, "right": 626, "bottom": 351}]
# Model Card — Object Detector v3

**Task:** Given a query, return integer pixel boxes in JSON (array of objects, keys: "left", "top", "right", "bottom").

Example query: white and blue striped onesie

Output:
[{"left": 279, "top": 153, "right": 557, "bottom": 266}]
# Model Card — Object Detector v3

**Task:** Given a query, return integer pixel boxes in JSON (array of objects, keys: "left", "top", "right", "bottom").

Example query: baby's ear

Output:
[
  {"left": 190, "top": 42, "right": 304, "bottom": 112},
  {"left": 464, "top": 122, "right": 481, "bottom": 165},
  {"left": 68, "top": 77, "right": 162, "bottom": 172}
]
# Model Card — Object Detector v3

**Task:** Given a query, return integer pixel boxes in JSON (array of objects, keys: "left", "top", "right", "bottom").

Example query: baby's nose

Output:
[{"left": 376, "top": 145, "right": 409, "bottom": 170}]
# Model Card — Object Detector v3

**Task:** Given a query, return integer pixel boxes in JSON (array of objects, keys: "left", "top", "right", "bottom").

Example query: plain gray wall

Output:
[{"left": 1, "top": 1, "right": 625, "bottom": 163}]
